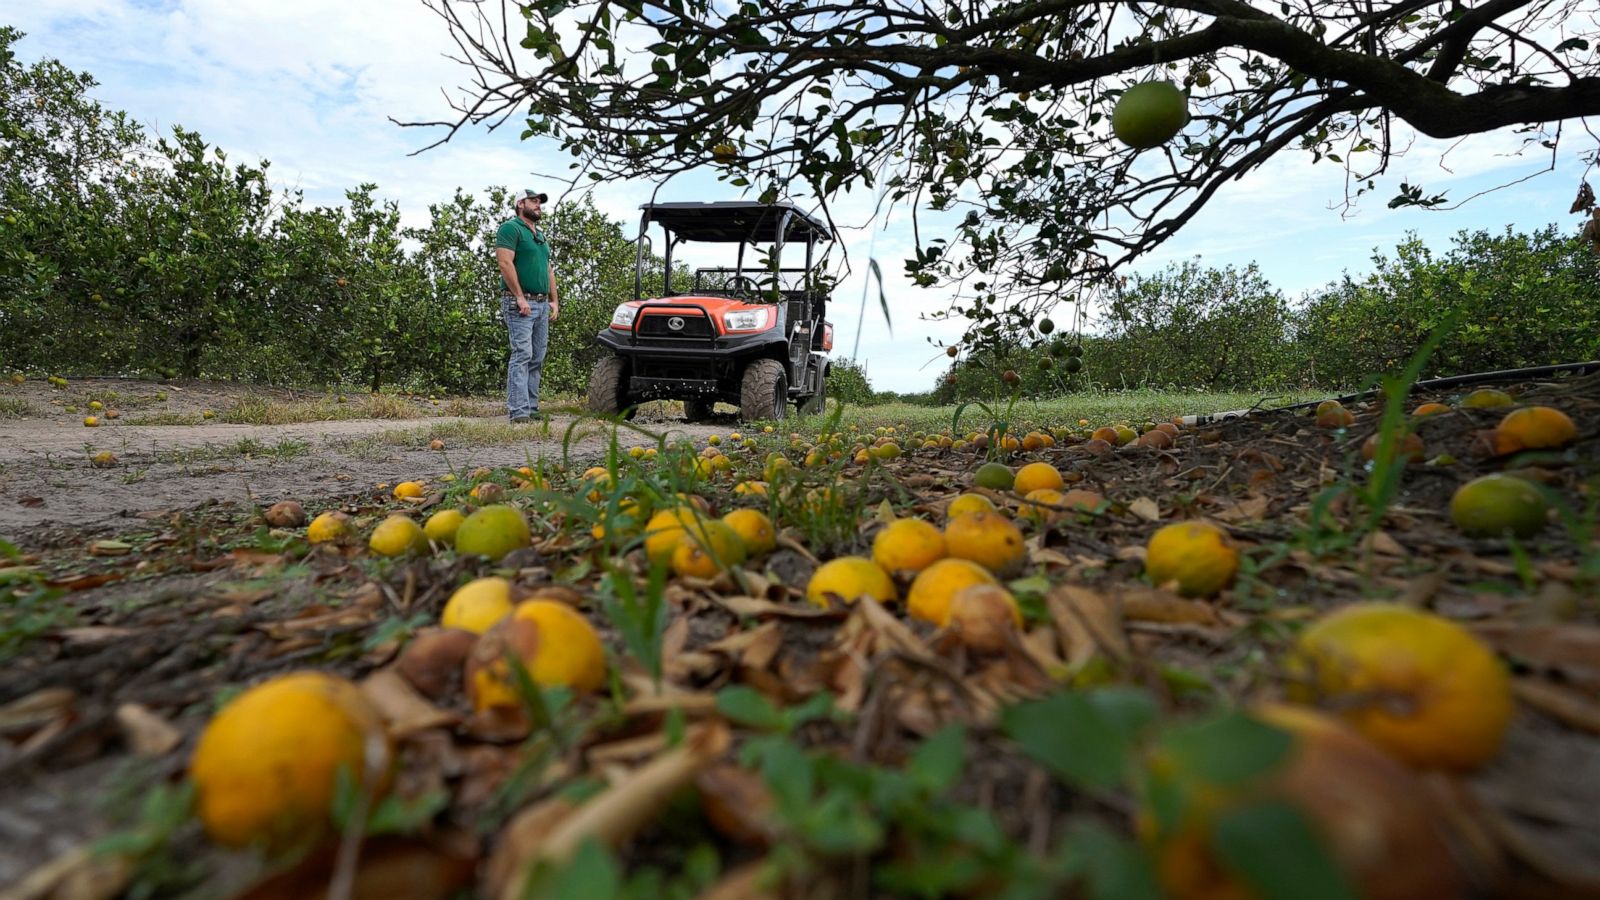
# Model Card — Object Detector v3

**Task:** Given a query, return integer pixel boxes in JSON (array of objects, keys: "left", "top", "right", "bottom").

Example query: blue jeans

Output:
[{"left": 503, "top": 294, "right": 549, "bottom": 419}]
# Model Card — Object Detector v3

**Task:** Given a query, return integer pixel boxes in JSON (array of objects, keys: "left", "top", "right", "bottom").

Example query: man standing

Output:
[{"left": 495, "top": 189, "right": 560, "bottom": 423}]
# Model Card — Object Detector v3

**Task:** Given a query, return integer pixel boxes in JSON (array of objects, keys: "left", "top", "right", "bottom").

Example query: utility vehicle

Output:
[{"left": 585, "top": 201, "right": 834, "bottom": 422}]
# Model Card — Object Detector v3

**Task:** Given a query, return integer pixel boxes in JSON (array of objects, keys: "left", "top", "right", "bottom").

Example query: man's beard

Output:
[{"left": 522, "top": 208, "right": 542, "bottom": 223}]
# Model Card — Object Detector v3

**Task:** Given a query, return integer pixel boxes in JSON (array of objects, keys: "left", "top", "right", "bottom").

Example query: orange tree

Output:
[{"left": 412, "top": 0, "right": 1600, "bottom": 354}]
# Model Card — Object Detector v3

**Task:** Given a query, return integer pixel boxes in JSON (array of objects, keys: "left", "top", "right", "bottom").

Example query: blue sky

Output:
[{"left": 10, "top": 4, "right": 1593, "bottom": 392}]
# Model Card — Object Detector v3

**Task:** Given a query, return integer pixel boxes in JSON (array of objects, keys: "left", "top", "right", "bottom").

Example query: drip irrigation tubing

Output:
[{"left": 1179, "top": 360, "right": 1600, "bottom": 427}]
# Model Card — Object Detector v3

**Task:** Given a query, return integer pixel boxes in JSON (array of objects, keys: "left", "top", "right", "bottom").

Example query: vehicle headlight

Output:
[
  {"left": 610, "top": 304, "right": 639, "bottom": 328},
  {"left": 723, "top": 308, "right": 770, "bottom": 331}
]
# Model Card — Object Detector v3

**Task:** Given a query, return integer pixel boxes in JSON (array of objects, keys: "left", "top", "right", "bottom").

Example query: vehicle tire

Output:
[
  {"left": 739, "top": 359, "right": 787, "bottom": 423},
  {"left": 587, "top": 356, "right": 631, "bottom": 417},
  {"left": 684, "top": 399, "right": 716, "bottom": 422}
]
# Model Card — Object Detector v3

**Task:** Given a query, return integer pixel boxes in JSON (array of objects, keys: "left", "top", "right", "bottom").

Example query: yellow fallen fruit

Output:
[
  {"left": 946, "top": 493, "right": 997, "bottom": 520},
  {"left": 643, "top": 506, "right": 704, "bottom": 567},
  {"left": 423, "top": 508, "right": 466, "bottom": 546},
  {"left": 805, "top": 556, "right": 897, "bottom": 608},
  {"left": 392, "top": 480, "right": 425, "bottom": 500},
  {"left": 871, "top": 517, "right": 947, "bottom": 577},
  {"left": 190, "top": 672, "right": 391, "bottom": 848},
  {"left": 671, "top": 519, "right": 748, "bottom": 578},
  {"left": 1012, "top": 461, "right": 1065, "bottom": 495},
  {"left": 1284, "top": 603, "right": 1512, "bottom": 771},
  {"left": 942, "top": 509, "right": 1026, "bottom": 576},
  {"left": 1145, "top": 521, "right": 1238, "bottom": 597},
  {"left": 1460, "top": 387, "right": 1514, "bottom": 409},
  {"left": 467, "top": 600, "right": 607, "bottom": 708},
  {"left": 721, "top": 508, "right": 777, "bottom": 557},
  {"left": 454, "top": 504, "right": 532, "bottom": 561},
  {"left": 1449, "top": 473, "right": 1547, "bottom": 538},
  {"left": 441, "top": 576, "right": 515, "bottom": 634},
  {"left": 369, "top": 514, "right": 429, "bottom": 557},
  {"left": 1492, "top": 405, "right": 1577, "bottom": 455},
  {"left": 306, "top": 510, "right": 353, "bottom": 545},
  {"left": 907, "top": 558, "right": 998, "bottom": 626}
]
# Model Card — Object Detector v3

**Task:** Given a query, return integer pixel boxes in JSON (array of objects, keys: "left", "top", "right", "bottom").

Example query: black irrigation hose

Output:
[{"left": 1183, "top": 360, "right": 1600, "bottom": 426}]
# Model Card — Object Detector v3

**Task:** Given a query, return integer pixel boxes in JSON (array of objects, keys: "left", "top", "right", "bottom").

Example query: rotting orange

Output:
[
  {"left": 1461, "top": 388, "right": 1514, "bottom": 409},
  {"left": 721, "top": 508, "right": 777, "bottom": 557},
  {"left": 1449, "top": 473, "right": 1547, "bottom": 538},
  {"left": 1142, "top": 703, "right": 1465, "bottom": 900},
  {"left": 441, "top": 576, "right": 515, "bottom": 634},
  {"left": 1284, "top": 602, "right": 1512, "bottom": 771},
  {"left": 467, "top": 600, "right": 607, "bottom": 709},
  {"left": 1360, "top": 431, "right": 1425, "bottom": 464},
  {"left": 973, "top": 462, "right": 1014, "bottom": 491},
  {"left": 454, "top": 504, "right": 532, "bottom": 561},
  {"left": 1091, "top": 426, "right": 1121, "bottom": 444},
  {"left": 946, "top": 583, "right": 1023, "bottom": 652},
  {"left": 1411, "top": 402, "right": 1451, "bottom": 417},
  {"left": 805, "top": 556, "right": 897, "bottom": 609},
  {"left": 1013, "top": 461, "right": 1066, "bottom": 495},
  {"left": 1058, "top": 488, "right": 1107, "bottom": 513},
  {"left": 943, "top": 509, "right": 1027, "bottom": 576},
  {"left": 1112, "top": 425, "right": 1138, "bottom": 446},
  {"left": 190, "top": 672, "right": 391, "bottom": 849},
  {"left": 1315, "top": 403, "right": 1355, "bottom": 428},
  {"left": 671, "top": 519, "right": 748, "bottom": 578},
  {"left": 1019, "top": 488, "right": 1067, "bottom": 526},
  {"left": 369, "top": 514, "right": 429, "bottom": 557},
  {"left": 1492, "top": 405, "right": 1577, "bottom": 455},
  {"left": 1145, "top": 521, "right": 1238, "bottom": 597},
  {"left": 306, "top": 510, "right": 353, "bottom": 545},
  {"left": 907, "top": 558, "right": 999, "bottom": 626},
  {"left": 871, "top": 517, "right": 948, "bottom": 577}
]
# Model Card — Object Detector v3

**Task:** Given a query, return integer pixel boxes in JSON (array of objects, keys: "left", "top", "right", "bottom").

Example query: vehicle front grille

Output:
[{"left": 637, "top": 313, "right": 714, "bottom": 339}]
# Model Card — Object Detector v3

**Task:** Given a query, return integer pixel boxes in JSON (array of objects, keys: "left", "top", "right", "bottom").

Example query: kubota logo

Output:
[{"left": 667, "top": 317, "right": 686, "bottom": 331}]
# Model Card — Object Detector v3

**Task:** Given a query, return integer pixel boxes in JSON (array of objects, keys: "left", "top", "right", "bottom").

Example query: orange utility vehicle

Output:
[{"left": 585, "top": 201, "right": 834, "bottom": 422}]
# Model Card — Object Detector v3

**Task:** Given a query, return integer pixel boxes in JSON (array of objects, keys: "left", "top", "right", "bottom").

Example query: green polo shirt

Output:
[{"left": 495, "top": 218, "right": 551, "bottom": 294}]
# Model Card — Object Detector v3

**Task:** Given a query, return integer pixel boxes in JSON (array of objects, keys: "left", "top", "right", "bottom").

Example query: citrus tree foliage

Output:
[
  {"left": 1296, "top": 225, "right": 1600, "bottom": 386},
  {"left": 1101, "top": 260, "right": 1294, "bottom": 390},
  {"left": 0, "top": 29, "right": 662, "bottom": 393},
  {"left": 415, "top": 0, "right": 1599, "bottom": 347}
]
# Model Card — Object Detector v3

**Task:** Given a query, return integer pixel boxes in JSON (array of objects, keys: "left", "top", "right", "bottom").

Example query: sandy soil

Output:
[{"left": 0, "top": 378, "right": 724, "bottom": 539}]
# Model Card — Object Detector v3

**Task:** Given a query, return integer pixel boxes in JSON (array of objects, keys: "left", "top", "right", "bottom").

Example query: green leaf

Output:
[
  {"left": 867, "top": 257, "right": 892, "bottom": 335},
  {"left": 1213, "top": 801, "right": 1359, "bottom": 900},
  {"left": 908, "top": 724, "right": 965, "bottom": 793},
  {"left": 1001, "top": 690, "right": 1150, "bottom": 788},
  {"left": 1057, "top": 820, "right": 1164, "bottom": 900},
  {"left": 526, "top": 837, "right": 621, "bottom": 899},
  {"left": 717, "top": 685, "right": 785, "bottom": 732},
  {"left": 1157, "top": 711, "right": 1293, "bottom": 787}
]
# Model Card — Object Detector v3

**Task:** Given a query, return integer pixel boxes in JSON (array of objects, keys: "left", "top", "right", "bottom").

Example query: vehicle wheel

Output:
[
  {"left": 739, "top": 359, "right": 787, "bottom": 423},
  {"left": 684, "top": 399, "right": 716, "bottom": 422},
  {"left": 587, "top": 356, "right": 633, "bottom": 418}
]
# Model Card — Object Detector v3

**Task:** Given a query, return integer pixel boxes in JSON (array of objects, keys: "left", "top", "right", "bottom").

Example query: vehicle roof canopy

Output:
[{"left": 640, "top": 201, "right": 832, "bottom": 244}]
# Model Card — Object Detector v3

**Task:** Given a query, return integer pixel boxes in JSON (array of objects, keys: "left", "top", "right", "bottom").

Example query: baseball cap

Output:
[{"left": 515, "top": 188, "right": 549, "bottom": 204}]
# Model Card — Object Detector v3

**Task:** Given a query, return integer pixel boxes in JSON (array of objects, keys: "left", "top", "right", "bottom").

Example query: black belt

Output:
[{"left": 505, "top": 292, "right": 551, "bottom": 301}]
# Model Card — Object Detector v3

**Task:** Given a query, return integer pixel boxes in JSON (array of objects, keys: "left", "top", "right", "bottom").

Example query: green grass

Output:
[
  {"left": 0, "top": 396, "right": 37, "bottom": 419},
  {"left": 125, "top": 411, "right": 199, "bottom": 426},
  {"left": 153, "top": 438, "right": 311, "bottom": 465},
  {"left": 331, "top": 419, "right": 551, "bottom": 460}
]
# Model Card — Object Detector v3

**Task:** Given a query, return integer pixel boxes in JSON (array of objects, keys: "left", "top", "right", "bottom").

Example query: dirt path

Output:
[{"left": 0, "top": 403, "right": 724, "bottom": 539}]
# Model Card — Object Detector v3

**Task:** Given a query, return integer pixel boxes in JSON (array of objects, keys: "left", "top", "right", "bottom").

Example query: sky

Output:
[{"left": 9, "top": 3, "right": 1594, "bottom": 393}]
